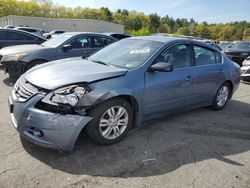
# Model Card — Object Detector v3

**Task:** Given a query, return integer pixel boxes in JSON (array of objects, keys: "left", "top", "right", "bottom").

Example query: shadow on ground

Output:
[
  {"left": 21, "top": 99, "right": 250, "bottom": 178},
  {"left": 3, "top": 77, "right": 17, "bottom": 87}
]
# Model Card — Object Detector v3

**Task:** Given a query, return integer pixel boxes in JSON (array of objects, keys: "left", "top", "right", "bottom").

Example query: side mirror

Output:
[
  {"left": 148, "top": 62, "right": 173, "bottom": 72},
  {"left": 62, "top": 44, "right": 72, "bottom": 51}
]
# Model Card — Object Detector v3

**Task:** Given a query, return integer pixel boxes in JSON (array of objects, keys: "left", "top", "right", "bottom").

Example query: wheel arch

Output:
[{"left": 224, "top": 80, "right": 234, "bottom": 98}]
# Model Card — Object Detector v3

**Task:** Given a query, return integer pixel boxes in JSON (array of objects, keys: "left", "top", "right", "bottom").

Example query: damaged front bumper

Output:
[
  {"left": 9, "top": 91, "right": 93, "bottom": 152},
  {"left": 1, "top": 61, "right": 26, "bottom": 79}
]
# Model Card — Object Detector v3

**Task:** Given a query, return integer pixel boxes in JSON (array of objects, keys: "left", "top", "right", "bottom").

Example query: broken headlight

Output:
[{"left": 51, "top": 85, "right": 87, "bottom": 106}]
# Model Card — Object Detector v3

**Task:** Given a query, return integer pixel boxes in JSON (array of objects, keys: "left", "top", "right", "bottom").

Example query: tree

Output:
[
  {"left": 101, "top": 7, "right": 113, "bottom": 22},
  {"left": 149, "top": 13, "right": 160, "bottom": 32}
]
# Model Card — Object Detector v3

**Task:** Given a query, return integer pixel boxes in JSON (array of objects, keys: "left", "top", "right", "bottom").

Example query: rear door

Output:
[{"left": 192, "top": 44, "right": 224, "bottom": 103}]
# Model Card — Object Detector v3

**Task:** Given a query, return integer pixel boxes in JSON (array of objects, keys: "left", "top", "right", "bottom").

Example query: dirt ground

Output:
[{"left": 0, "top": 71, "right": 250, "bottom": 188}]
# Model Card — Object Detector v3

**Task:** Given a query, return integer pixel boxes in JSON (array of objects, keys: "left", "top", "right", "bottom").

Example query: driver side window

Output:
[
  {"left": 68, "top": 36, "right": 91, "bottom": 49},
  {"left": 154, "top": 44, "right": 191, "bottom": 69}
]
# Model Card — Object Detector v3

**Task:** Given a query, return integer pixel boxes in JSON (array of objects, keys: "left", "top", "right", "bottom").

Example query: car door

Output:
[
  {"left": 56, "top": 35, "right": 94, "bottom": 59},
  {"left": 144, "top": 43, "right": 199, "bottom": 115},
  {"left": 192, "top": 44, "right": 225, "bottom": 103}
]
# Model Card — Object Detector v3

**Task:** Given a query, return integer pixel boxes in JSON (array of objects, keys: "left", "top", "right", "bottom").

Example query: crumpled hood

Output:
[
  {"left": 24, "top": 57, "right": 128, "bottom": 90},
  {"left": 0, "top": 44, "right": 47, "bottom": 56}
]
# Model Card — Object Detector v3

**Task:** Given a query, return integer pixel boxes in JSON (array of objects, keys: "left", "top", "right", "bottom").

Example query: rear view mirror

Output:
[
  {"left": 62, "top": 44, "right": 72, "bottom": 51},
  {"left": 148, "top": 62, "right": 173, "bottom": 72}
]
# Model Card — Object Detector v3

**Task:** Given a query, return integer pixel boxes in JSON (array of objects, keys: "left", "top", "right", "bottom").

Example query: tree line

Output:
[{"left": 1, "top": 0, "right": 250, "bottom": 41}]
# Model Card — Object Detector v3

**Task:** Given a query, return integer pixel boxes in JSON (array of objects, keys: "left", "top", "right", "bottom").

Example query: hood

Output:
[
  {"left": 0, "top": 44, "right": 48, "bottom": 56},
  {"left": 24, "top": 58, "right": 128, "bottom": 90}
]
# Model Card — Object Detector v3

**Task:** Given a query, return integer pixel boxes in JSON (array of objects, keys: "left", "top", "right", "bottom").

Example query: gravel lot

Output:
[{"left": 0, "top": 70, "right": 250, "bottom": 188}]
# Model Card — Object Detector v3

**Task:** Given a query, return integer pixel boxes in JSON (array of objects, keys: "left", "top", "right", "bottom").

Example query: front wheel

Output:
[
  {"left": 86, "top": 98, "right": 133, "bottom": 145},
  {"left": 210, "top": 82, "right": 231, "bottom": 111}
]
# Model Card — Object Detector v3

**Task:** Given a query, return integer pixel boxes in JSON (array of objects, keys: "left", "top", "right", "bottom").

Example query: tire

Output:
[
  {"left": 86, "top": 98, "right": 133, "bottom": 145},
  {"left": 26, "top": 60, "right": 46, "bottom": 71},
  {"left": 210, "top": 82, "right": 231, "bottom": 111}
]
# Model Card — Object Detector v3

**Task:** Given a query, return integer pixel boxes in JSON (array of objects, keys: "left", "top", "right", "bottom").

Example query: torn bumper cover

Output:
[
  {"left": 1, "top": 61, "right": 26, "bottom": 78},
  {"left": 9, "top": 93, "right": 93, "bottom": 152}
]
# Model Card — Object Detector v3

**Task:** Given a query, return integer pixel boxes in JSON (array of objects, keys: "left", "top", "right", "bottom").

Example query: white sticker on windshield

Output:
[{"left": 130, "top": 48, "right": 150, "bottom": 54}]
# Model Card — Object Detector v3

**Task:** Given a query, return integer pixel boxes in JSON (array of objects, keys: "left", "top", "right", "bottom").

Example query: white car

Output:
[{"left": 241, "top": 56, "right": 250, "bottom": 81}]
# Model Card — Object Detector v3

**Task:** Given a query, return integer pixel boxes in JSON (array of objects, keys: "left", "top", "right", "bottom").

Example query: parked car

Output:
[
  {"left": 241, "top": 56, "right": 250, "bottom": 81},
  {"left": 15, "top": 27, "right": 44, "bottom": 38},
  {"left": 104, "top": 33, "right": 131, "bottom": 40},
  {"left": 218, "top": 41, "right": 232, "bottom": 49},
  {"left": 0, "top": 28, "right": 46, "bottom": 49},
  {"left": 8, "top": 36, "right": 241, "bottom": 152},
  {"left": 44, "top": 30, "right": 66, "bottom": 39},
  {"left": 0, "top": 32, "right": 117, "bottom": 78},
  {"left": 224, "top": 41, "right": 250, "bottom": 66},
  {"left": 4, "top": 25, "right": 15, "bottom": 29}
]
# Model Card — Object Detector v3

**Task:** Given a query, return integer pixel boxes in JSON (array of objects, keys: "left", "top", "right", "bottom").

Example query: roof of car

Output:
[
  {"left": 128, "top": 36, "right": 221, "bottom": 52},
  {"left": 0, "top": 28, "right": 46, "bottom": 40},
  {"left": 130, "top": 36, "right": 190, "bottom": 43}
]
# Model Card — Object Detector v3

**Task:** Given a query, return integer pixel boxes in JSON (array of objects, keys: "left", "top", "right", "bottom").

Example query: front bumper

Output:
[
  {"left": 241, "top": 66, "right": 250, "bottom": 81},
  {"left": 9, "top": 92, "right": 93, "bottom": 152},
  {"left": 1, "top": 61, "right": 26, "bottom": 79}
]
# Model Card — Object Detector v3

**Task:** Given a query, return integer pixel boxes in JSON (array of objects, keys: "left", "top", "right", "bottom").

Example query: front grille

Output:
[{"left": 13, "top": 78, "right": 39, "bottom": 102}]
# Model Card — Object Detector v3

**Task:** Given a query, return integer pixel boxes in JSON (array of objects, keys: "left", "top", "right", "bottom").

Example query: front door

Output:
[
  {"left": 144, "top": 43, "right": 198, "bottom": 115},
  {"left": 56, "top": 35, "right": 95, "bottom": 59}
]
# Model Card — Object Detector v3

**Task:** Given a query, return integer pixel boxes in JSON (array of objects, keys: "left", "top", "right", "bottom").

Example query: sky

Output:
[{"left": 49, "top": 0, "right": 250, "bottom": 24}]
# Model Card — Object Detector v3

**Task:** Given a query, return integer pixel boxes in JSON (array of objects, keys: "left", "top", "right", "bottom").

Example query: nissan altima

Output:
[{"left": 9, "top": 36, "right": 241, "bottom": 152}]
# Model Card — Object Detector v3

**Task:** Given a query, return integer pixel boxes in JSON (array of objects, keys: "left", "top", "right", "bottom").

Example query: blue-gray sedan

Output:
[{"left": 9, "top": 36, "right": 241, "bottom": 152}]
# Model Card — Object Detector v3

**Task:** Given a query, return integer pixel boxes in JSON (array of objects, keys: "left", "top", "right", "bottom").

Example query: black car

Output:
[
  {"left": 0, "top": 28, "right": 46, "bottom": 49},
  {"left": 104, "top": 33, "right": 131, "bottom": 40},
  {"left": 0, "top": 32, "right": 117, "bottom": 78},
  {"left": 224, "top": 41, "right": 250, "bottom": 66}
]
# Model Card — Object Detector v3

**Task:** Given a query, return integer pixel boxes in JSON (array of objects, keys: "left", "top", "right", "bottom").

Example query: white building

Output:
[{"left": 0, "top": 15, "right": 124, "bottom": 33}]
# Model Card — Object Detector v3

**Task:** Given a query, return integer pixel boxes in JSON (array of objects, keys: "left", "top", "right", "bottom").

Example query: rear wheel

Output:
[
  {"left": 211, "top": 82, "right": 231, "bottom": 110},
  {"left": 86, "top": 98, "right": 133, "bottom": 145}
]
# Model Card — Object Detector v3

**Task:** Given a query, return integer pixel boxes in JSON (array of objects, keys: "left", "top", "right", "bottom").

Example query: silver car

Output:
[{"left": 241, "top": 56, "right": 250, "bottom": 81}]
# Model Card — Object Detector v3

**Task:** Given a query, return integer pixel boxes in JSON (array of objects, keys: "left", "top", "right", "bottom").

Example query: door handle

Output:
[
  {"left": 185, "top": 76, "right": 192, "bottom": 81},
  {"left": 217, "top": 69, "right": 223, "bottom": 73}
]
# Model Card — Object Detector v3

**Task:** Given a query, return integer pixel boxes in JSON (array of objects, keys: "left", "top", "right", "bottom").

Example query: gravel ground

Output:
[{"left": 0, "top": 71, "right": 250, "bottom": 188}]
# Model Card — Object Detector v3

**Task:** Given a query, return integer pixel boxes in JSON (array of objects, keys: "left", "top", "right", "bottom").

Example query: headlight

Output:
[
  {"left": 50, "top": 85, "right": 87, "bottom": 106},
  {"left": 1, "top": 53, "right": 27, "bottom": 62}
]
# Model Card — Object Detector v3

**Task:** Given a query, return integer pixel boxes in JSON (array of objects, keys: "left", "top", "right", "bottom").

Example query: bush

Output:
[{"left": 126, "top": 27, "right": 151, "bottom": 36}]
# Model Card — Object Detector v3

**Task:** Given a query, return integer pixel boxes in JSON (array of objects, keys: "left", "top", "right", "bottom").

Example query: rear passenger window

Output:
[
  {"left": 93, "top": 36, "right": 113, "bottom": 48},
  {"left": 194, "top": 46, "right": 221, "bottom": 65}
]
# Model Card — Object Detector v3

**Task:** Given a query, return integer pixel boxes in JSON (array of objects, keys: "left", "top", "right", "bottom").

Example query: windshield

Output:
[
  {"left": 42, "top": 33, "right": 73, "bottom": 47},
  {"left": 230, "top": 42, "right": 250, "bottom": 50},
  {"left": 88, "top": 39, "right": 163, "bottom": 69}
]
